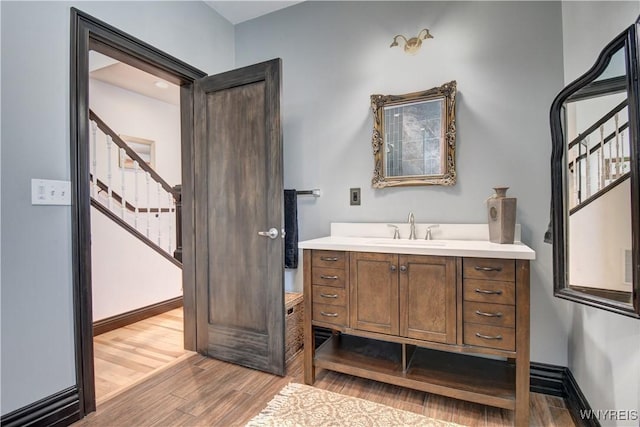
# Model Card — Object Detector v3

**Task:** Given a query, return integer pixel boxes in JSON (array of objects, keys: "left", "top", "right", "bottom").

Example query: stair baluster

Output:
[
  {"left": 615, "top": 114, "right": 621, "bottom": 178},
  {"left": 134, "top": 160, "right": 139, "bottom": 228},
  {"left": 157, "top": 181, "right": 162, "bottom": 248},
  {"left": 584, "top": 136, "right": 591, "bottom": 201},
  {"left": 107, "top": 135, "right": 113, "bottom": 210},
  {"left": 146, "top": 171, "right": 151, "bottom": 239},
  {"left": 120, "top": 148, "right": 126, "bottom": 219},
  {"left": 168, "top": 192, "right": 173, "bottom": 254},
  {"left": 599, "top": 126, "right": 605, "bottom": 191}
]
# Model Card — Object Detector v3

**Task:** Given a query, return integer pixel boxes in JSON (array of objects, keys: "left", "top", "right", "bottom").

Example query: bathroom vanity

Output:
[{"left": 300, "top": 223, "right": 535, "bottom": 425}]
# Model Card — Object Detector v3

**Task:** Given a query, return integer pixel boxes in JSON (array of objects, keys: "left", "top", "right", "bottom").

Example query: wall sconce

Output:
[{"left": 390, "top": 29, "right": 433, "bottom": 54}]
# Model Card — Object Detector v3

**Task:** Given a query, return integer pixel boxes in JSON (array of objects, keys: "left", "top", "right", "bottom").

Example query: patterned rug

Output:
[{"left": 246, "top": 383, "right": 464, "bottom": 426}]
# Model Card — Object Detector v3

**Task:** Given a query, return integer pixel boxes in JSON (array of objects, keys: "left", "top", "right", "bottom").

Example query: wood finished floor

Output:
[
  {"left": 93, "top": 307, "right": 190, "bottom": 403},
  {"left": 80, "top": 308, "right": 575, "bottom": 426}
]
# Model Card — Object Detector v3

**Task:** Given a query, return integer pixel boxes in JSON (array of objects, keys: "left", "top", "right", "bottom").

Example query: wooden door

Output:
[
  {"left": 399, "top": 255, "right": 456, "bottom": 343},
  {"left": 194, "top": 59, "right": 284, "bottom": 375},
  {"left": 350, "top": 252, "right": 399, "bottom": 335}
]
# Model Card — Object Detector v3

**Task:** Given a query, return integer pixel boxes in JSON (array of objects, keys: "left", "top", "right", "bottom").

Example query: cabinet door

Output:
[
  {"left": 399, "top": 255, "right": 456, "bottom": 344},
  {"left": 350, "top": 252, "right": 399, "bottom": 335}
]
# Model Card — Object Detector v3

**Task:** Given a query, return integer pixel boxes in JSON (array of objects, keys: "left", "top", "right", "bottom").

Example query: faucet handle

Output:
[
  {"left": 425, "top": 224, "right": 440, "bottom": 240},
  {"left": 387, "top": 224, "right": 400, "bottom": 239}
]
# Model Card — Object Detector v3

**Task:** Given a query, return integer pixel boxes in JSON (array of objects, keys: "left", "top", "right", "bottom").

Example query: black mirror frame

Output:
[{"left": 549, "top": 18, "right": 640, "bottom": 318}]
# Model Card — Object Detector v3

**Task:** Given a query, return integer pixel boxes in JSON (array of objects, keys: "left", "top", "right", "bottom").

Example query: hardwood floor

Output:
[
  {"left": 93, "top": 307, "right": 191, "bottom": 403},
  {"left": 79, "top": 331, "right": 575, "bottom": 426}
]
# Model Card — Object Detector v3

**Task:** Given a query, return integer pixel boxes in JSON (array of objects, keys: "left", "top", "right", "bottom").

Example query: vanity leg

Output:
[
  {"left": 303, "top": 250, "right": 315, "bottom": 384},
  {"left": 515, "top": 260, "right": 531, "bottom": 426},
  {"left": 303, "top": 326, "right": 315, "bottom": 384}
]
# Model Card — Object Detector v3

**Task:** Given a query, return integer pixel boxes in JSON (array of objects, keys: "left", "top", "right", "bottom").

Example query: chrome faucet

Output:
[
  {"left": 425, "top": 224, "right": 440, "bottom": 240},
  {"left": 387, "top": 224, "right": 400, "bottom": 239},
  {"left": 408, "top": 212, "right": 416, "bottom": 240}
]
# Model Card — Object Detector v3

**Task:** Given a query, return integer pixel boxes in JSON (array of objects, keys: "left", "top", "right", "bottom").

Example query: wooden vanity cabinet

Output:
[{"left": 303, "top": 248, "right": 531, "bottom": 426}]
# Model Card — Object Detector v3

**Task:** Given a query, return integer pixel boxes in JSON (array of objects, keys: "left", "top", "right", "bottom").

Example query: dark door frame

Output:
[{"left": 70, "top": 8, "right": 206, "bottom": 415}]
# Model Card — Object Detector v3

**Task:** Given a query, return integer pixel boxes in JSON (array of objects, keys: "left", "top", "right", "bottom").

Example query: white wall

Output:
[
  {"left": 90, "top": 206, "right": 182, "bottom": 321},
  {"left": 236, "top": 1, "right": 569, "bottom": 365},
  {"left": 0, "top": 0, "right": 234, "bottom": 415},
  {"left": 569, "top": 179, "right": 632, "bottom": 291},
  {"left": 561, "top": 2, "right": 640, "bottom": 425}
]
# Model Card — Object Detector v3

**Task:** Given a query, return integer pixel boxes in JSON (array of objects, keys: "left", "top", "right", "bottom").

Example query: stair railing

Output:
[
  {"left": 89, "top": 109, "right": 182, "bottom": 262},
  {"left": 567, "top": 100, "right": 631, "bottom": 214}
]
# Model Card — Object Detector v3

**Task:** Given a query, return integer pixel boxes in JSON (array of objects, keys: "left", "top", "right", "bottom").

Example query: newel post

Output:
[{"left": 173, "top": 185, "right": 183, "bottom": 262}]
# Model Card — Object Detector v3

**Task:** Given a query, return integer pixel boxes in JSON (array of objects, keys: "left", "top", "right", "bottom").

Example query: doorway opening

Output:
[{"left": 88, "top": 50, "right": 189, "bottom": 403}]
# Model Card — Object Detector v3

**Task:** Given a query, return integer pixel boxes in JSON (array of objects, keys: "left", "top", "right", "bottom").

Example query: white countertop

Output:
[{"left": 298, "top": 223, "right": 536, "bottom": 260}]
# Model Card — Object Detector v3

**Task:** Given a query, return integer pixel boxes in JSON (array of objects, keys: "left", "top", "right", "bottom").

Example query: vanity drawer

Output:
[
  {"left": 463, "top": 279, "right": 515, "bottom": 305},
  {"left": 312, "top": 285, "right": 347, "bottom": 306},
  {"left": 463, "top": 258, "right": 515, "bottom": 282},
  {"left": 312, "top": 303, "right": 348, "bottom": 326},
  {"left": 464, "top": 323, "right": 515, "bottom": 352},
  {"left": 312, "top": 250, "right": 347, "bottom": 269},
  {"left": 312, "top": 268, "right": 346, "bottom": 288},
  {"left": 463, "top": 301, "right": 515, "bottom": 328}
]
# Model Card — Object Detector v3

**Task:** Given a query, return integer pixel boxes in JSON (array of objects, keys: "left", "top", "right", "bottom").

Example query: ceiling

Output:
[
  {"left": 89, "top": 51, "right": 179, "bottom": 105},
  {"left": 204, "top": 1, "right": 303, "bottom": 24}
]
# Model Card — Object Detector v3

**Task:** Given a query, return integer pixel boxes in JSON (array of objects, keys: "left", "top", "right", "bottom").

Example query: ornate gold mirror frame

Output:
[{"left": 371, "top": 81, "right": 457, "bottom": 188}]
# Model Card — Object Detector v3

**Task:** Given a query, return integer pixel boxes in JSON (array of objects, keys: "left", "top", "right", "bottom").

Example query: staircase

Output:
[
  {"left": 567, "top": 99, "right": 631, "bottom": 215},
  {"left": 89, "top": 109, "right": 182, "bottom": 266}
]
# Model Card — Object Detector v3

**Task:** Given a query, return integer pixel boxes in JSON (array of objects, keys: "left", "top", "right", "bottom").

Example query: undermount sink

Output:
[{"left": 365, "top": 239, "right": 447, "bottom": 247}]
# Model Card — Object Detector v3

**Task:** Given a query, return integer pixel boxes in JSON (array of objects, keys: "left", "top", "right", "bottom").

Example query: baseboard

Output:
[
  {"left": 0, "top": 387, "right": 80, "bottom": 427},
  {"left": 93, "top": 296, "right": 183, "bottom": 336},
  {"left": 530, "top": 362, "right": 599, "bottom": 427},
  {"left": 530, "top": 361, "right": 566, "bottom": 397},
  {"left": 563, "top": 368, "right": 601, "bottom": 427}
]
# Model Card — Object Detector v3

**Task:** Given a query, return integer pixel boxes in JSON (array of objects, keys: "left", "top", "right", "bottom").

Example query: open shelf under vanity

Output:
[{"left": 315, "top": 334, "right": 517, "bottom": 410}]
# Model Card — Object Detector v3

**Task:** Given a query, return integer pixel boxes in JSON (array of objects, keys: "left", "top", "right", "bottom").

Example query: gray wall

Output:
[
  {"left": 561, "top": 2, "right": 640, "bottom": 424},
  {"left": 235, "top": 1, "right": 570, "bottom": 365},
  {"left": 0, "top": 1, "right": 234, "bottom": 415}
]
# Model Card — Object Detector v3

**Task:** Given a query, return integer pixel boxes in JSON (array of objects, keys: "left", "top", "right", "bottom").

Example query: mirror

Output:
[
  {"left": 371, "top": 81, "right": 457, "bottom": 188},
  {"left": 550, "top": 19, "right": 640, "bottom": 318}
]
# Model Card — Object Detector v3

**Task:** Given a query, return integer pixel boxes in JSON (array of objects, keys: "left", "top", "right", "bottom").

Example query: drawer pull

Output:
[
  {"left": 475, "top": 332, "right": 503, "bottom": 340},
  {"left": 474, "top": 266, "right": 503, "bottom": 272},
  {"left": 320, "top": 311, "right": 339, "bottom": 317},
  {"left": 320, "top": 256, "right": 339, "bottom": 261},
  {"left": 475, "top": 310, "right": 503, "bottom": 318},
  {"left": 320, "top": 293, "right": 338, "bottom": 299},
  {"left": 320, "top": 275, "right": 339, "bottom": 280},
  {"left": 474, "top": 288, "right": 503, "bottom": 295}
]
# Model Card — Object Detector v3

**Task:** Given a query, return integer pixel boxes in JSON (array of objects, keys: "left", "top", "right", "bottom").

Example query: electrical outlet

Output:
[
  {"left": 31, "top": 179, "right": 71, "bottom": 205},
  {"left": 350, "top": 188, "right": 361, "bottom": 206}
]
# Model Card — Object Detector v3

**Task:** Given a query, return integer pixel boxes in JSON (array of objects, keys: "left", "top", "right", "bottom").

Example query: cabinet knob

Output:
[
  {"left": 390, "top": 265, "right": 397, "bottom": 272},
  {"left": 400, "top": 265, "right": 407, "bottom": 272}
]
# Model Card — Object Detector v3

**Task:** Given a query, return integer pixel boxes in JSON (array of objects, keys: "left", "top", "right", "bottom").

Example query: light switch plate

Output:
[
  {"left": 31, "top": 179, "right": 71, "bottom": 205},
  {"left": 350, "top": 188, "right": 361, "bottom": 206}
]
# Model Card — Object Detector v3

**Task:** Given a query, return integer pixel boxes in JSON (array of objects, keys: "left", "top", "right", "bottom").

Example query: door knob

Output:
[{"left": 257, "top": 228, "right": 279, "bottom": 239}]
